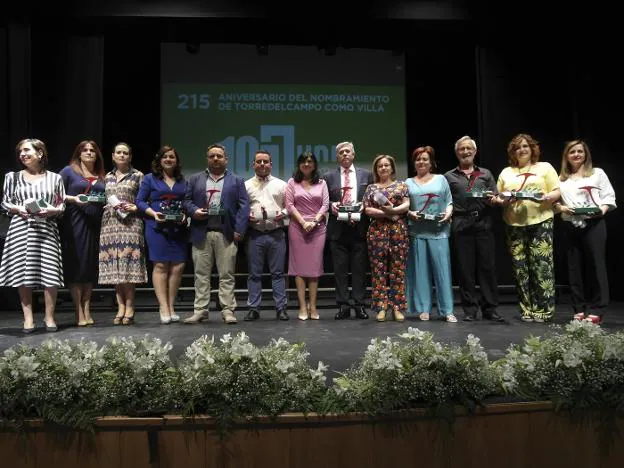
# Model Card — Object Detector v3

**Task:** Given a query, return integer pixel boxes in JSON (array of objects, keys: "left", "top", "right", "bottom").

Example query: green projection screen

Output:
[{"left": 161, "top": 44, "right": 406, "bottom": 180}]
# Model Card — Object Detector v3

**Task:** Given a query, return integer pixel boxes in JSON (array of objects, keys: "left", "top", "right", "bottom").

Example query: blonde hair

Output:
[{"left": 559, "top": 140, "right": 594, "bottom": 181}]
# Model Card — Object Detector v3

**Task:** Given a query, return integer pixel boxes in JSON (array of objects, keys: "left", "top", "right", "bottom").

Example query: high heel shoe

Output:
[
  {"left": 113, "top": 315, "right": 124, "bottom": 325},
  {"left": 43, "top": 321, "right": 58, "bottom": 332},
  {"left": 85, "top": 318, "right": 94, "bottom": 325},
  {"left": 160, "top": 314, "right": 172, "bottom": 324},
  {"left": 170, "top": 313, "right": 180, "bottom": 323},
  {"left": 122, "top": 313, "right": 135, "bottom": 325},
  {"left": 308, "top": 303, "right": 320, "bottom": 320}
]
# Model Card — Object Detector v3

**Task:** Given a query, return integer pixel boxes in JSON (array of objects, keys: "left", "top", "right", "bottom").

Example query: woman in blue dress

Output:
[
  {"left": 136, "top": 145, "right": 188, "bottom": 324},
  {"left": 59, "top": 140, "right": 106, "bottom": 326}
]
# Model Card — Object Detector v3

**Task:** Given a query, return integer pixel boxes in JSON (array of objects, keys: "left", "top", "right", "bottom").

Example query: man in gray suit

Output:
[{"left": 324, "top": 141, "right": 373, "bottom": 319}]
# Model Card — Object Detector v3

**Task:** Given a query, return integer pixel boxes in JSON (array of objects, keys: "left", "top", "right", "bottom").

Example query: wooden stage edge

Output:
[{"left": 1, "top": 401, "right": 623, "bottom": 468}]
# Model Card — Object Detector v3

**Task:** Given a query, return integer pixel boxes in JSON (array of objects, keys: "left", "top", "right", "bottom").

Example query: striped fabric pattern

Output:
[{"left": 0, "top": 171, "right": 65, "bottom": 287}]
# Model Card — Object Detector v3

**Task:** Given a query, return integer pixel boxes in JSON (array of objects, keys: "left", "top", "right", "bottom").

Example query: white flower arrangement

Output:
[
  {"left": 495, "top": 320, "right": 624, "bottom": 412},
  {"left": 178, "top": 332, "right": 328, "bottom": 430},
  {"left": 332, "top": 327, "right": 498, "bottom": 418},
  {"left": 1, "top": 323, "right": 623, "bottom": 437},
  {"left": 0, "top": 336, "right": 181, "bottom": 430}
]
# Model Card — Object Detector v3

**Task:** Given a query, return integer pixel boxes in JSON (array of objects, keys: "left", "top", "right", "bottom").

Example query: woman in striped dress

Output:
[
  {"left": 0, "top": 138, "right": 65, "bottom": 333},
  {"left": 98, "top": 142, "right": 147, "bottom": 325}
]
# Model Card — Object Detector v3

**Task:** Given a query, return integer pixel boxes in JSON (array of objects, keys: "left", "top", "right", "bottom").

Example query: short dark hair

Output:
[
  {"left": 254, "top": 150, "right": 272, "bottom": 163},
  {"left": 293, "top": 152, "right": 321, "bottom": 184}
]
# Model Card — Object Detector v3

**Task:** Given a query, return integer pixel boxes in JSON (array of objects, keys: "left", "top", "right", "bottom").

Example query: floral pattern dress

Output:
[
  {"left": 98, "top": 168, "right": 147, "bottom": 284},
  {"left": 363, "top": 180, "right": 409, "bottom": 314}
]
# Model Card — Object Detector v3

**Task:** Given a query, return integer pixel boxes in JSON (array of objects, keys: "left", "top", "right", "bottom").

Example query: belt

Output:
[{"left": 454, "top": 210, "right": 482, "bottom": 218}]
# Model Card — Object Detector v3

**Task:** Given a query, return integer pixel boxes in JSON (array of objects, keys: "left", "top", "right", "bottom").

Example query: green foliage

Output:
[
  {"left": 331, "top": 328, "right": 500, "bottom": 423},
  {"left": 1, "top": 323, "right": 623, "bottom": 441},
  {"left": 494, "top": 319, "right": 624, "bottom": 450}
]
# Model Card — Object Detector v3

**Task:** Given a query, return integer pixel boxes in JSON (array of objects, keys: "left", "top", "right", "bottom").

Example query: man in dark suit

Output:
[
  {"left": 324, "top": 141, "right": 373, "bottom": 319},
  {"left": 183, "top": 143, "right": 250, "bottom": 324}
]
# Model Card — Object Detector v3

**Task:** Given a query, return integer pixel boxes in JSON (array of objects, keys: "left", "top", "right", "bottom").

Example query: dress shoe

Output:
[
  {"left": 244, "top": 309, "right": 260, "bottom": 321},
  {"left": 184, "top": 311, "right": 208, "bottom": 324},
  {"left": 482, "top": 311, "right": 505, "bottom": 322},
  {"left": 276, "top": 308, "right": 289, "bottom": 321},
  {"left": 334, "top": 305, "right": 351, "bottom": 320},
  {"left": 222, "top": 310, "right": 238, "bottom": 324},
  {"left": 463, "top": 313, "right": 477, "bottom": 322},
  {"left": 354, "top": 306, "right": 369, "bottom": 320}
]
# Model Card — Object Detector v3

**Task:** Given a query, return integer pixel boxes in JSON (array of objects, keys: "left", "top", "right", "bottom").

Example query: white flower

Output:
[
  {"left": 11, "top": 355, "right": 39, "bottom": 379},
  {"left": 562, "top": 342, "right": 592, "bottom": 368},
  {"left": 276, "top": 360, "right": 294, "bottom": 373},
  {"left": 399, "top": 327, "right": 427, "bottom": 341}
]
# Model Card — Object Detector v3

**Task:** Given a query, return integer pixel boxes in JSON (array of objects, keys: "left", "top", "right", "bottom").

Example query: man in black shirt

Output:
[{"left": 444, "top": 136, "right": 504, "bottom": 322}]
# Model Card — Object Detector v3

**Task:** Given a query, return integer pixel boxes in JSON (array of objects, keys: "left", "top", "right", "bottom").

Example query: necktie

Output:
[{"left": 342, "top": 169, "right": 351, "bottom": 204}]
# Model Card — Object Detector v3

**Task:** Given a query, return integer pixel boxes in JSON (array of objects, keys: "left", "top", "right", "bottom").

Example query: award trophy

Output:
[
  {"left": 337, "top": 186, "right": 362, "bottom": 222},
  {"left": 76, "top": 177, "right": 106, "bottom": 203},
  {"left": 464, "top": 170, "right": 494, "bottom": 198},
  {"left": 572, "top": 185, "right": 602, "bottom": 215},
  {"left": 205, "top": 189, "right": 225, "bottom": 216},
  {"left": 500, "top": 173, "right": 543, "bottom": 202},
  {"left": 160, "top": 194, "right": 184, "bottom": 222},
  {"left": 415, "top": 193, "right": 443, "bottom": 221},
  {"left": 24, "top": 198, "right": 54, "bottom": 223}
]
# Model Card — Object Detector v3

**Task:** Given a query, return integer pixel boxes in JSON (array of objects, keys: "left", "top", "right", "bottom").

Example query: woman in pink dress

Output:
[{"left": 285, "top": 153, "right": 329, "bottom": 320}]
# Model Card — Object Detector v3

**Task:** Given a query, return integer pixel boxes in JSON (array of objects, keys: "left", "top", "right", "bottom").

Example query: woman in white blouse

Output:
[{"left": 555, "top": 140, "right": 616, "bottom": 324}]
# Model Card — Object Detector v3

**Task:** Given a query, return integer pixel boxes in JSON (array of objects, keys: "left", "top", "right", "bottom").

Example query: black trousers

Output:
[
  {"left": 565, "top": 218, "right": 609, "bottom": 314},
  {"left": 330, "top": 233, "right": 368, "bottom": 306},
  {"left": 452, "top": 223, "right": 498, "bottom": 317}
]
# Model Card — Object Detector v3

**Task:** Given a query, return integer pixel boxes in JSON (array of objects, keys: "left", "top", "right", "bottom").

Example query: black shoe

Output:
[
  {"left": 354, "top": 306, "right": 369, "bottom": 320},
  {"left": 463, "top": 314, "right": 477, "bottom": 322},
  {"left": 483, "top": 311, "right": 505, "bottom": 322},
  {"left": 334, "top": 305, "right": 351, "bottom": 320},
  {"left": 276, "top": 308, "right": 289, "bottom": 321},
  {"left": 244, "top": 309, "right": 260, "bottom": 321}
]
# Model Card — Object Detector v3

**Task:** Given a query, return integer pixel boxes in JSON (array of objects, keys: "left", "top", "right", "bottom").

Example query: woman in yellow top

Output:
[{"left": 493, "top": 134, "right": 560, "bottom": 322}]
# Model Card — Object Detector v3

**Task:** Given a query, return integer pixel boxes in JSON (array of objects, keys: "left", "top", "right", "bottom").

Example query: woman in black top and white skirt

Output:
[{"left": 0, "top": 139, "right": 65, "bottom": 333}]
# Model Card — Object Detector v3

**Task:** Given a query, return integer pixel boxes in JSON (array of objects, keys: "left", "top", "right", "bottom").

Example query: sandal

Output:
[
  {"left": 113, "top": 314, "right": 124, "bottom": 325},
  {"left": 419, "top": 312, "right": 430, "bottom": 321}
]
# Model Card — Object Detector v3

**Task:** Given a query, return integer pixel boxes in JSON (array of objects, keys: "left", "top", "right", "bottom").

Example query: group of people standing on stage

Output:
[{"left": 0, "top": 134, "right": 616, "bottom": 333}]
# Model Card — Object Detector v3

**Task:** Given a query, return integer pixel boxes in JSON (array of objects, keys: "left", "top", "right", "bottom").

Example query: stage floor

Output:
[{"left": 1, "top": 292, "right": 622, "bottom": 373}]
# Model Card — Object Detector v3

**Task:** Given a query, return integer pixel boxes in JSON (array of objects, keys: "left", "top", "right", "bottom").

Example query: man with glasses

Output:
[
  {"left": 243, "top": 150, "right": 290, "bottom": 321},
  {"left": 183, "top": 143, "right": 249, "bottom": 324}
]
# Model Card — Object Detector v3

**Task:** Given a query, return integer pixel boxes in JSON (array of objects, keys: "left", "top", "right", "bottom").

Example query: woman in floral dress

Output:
[
  {"left": 363, "top": 155, "right": 409, "bottom": 322},
  {"left": 99, "top": 142, "right": 147, "bottom": 325}
]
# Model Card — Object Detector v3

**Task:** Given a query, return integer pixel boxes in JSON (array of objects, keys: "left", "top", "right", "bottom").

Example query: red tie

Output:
[{"left": 342, "top": 169, "right": 351, "bottom": 204}]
